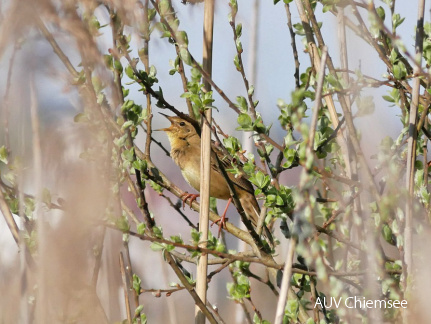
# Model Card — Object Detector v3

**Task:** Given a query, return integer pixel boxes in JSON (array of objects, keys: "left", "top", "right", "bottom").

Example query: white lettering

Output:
[
  {"left": 375, "top": 300, "right": 387, "bottom": 308},
  {"left": 345, "top": 297, "right": 354, "bottom": 308},
  {"left": 314, "top": 297, "right": 323, "bottom": 308},
  {"left": 333, "top": 297, "right": 342, "bottom": 308}
]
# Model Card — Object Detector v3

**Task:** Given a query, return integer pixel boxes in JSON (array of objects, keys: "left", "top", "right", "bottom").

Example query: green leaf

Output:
[
  {"left": 114, "top": 59, "right": 123, "bottom": 73},
  {"left": 103, "top": 54, "right": 113, "bottom": 69},
  {"left": 376, "top": 6, "right": 385, "bottom": 21},
  {"left": 114, "top": 134, "right": 128, "bottom": 147},
  {"left": 170, "top": 235, "right": 183, "bottom": 244},
  {"left": 233, "top": 54, "right": 240, "bottom": 71},
  {"left": 191, "top": 228, "right": 201, "bottom": 244},
  {"left": 150, "top": 242, "right": 165, "bottom": 251},
  {"left": 236, "top": 96, "right": 248, "bottom": 112},
  {"left": 149, "top": 65, "right": 157, "bottom": 78},
  {"left": 326, "top": 74, "right": 342, "bottom": 90},
  {"left": 248, "top": 85, "right": 254, "bottom": 96},
  {"left": 152, "top": 226, "right": 163, "bottom": 238},
  {"left": 283, "top": 148, "right": 296, "bottom": 169},
  {"left": 158, "top": 0, "right": 170, "bottom": 15},
  {"left": 122, "top": 148, "right": 135, "bottom": 162},
  {"left": 293, "top": 23, "right": 305, "bottom": 36},
  {"left": 392, "top": 13, "right": 405, "bottom": 29},
  {"left": 249, "top": 171, "right": 270, "bottom": 189},
  {"left": 135, "top": 305, "right": 144, "bottom": 316},
  {"left": 132, "top": 158, "right": 147, "bottom": 171},
  {"left": 382, "top": 95, "right": 395, "bottom": 103},
  {"left": 116, "top": 215, "right": 130, "bottom": 233},
  {"left": 125, "top": 65, "right": 135, "bottom": 79},
  {"left": 42, "top": 188, "right": 52, "bottom": 207},
  {"left": 74, "top": 112, "right": 89, "bottom": 123},
  {"left": 150, "top": 180, "right": 163, "bottom": 194},
  {"left": 229, "top": 0, "right": 238, "bottom": 16},
  {"left": 237, "top": 113, "right": 253, "bottom": 130},
  {"left": 393, "top": 61, "right": 407, "bottom": 80},
  {"left": 389, "top": 48, "right": 398, "bottom": 64},
  {"left": 137, "top": 223, "right": 146, "bottom": 235},
  {"left": 176, "top": 31, "right": 189, "bottom": 46},
  {"left": 382, "top": 224, "right": 395, "bottom": 245},
  {"left": 0, "top": 146, "right": 8, "bottom": 164},
  {"left": 148, "top": 8, "right": 157, "bottom": 21},
  {"left": 235, "top": 23, "right": 242, "bottom": 38},
  {"left": 236, "top": 38, "right": 243, "bottom": 53},
  {"left": 179, "top": 47, "right": 192, "bottom": 66},
  {"left": 285, "top": 299, "right": 299, "bottom": 322},
  {"left": 356, "top": 96, "right": 375, "bottom": 117},
  {"left": 133, "top": 274, "right": 142, "bottom": 295}
]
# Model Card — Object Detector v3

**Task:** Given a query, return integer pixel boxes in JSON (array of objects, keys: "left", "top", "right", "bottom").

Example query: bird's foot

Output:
[
  {"left": 180, "top": 192, "right": 200, "bottom": 209},
  {"left": 211, "top": 198, "right": 232, "bottom": 237},
  {"left": 211, "top": 215, "right": 229, "bottom": 238}
]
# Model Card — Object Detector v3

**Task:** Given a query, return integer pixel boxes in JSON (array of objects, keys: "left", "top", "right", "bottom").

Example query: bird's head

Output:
[{"left": 156, "top": 113, "right": 199, "bottom": 145}]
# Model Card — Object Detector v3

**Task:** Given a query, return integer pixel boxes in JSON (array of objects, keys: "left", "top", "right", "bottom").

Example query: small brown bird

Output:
[{"left": 157, "top": 113, "right": 272, "bottom": 243}]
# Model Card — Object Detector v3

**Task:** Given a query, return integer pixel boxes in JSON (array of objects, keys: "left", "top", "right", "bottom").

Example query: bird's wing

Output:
[{"left": 210, "top": 142, "right": 255, "bottom": 195}]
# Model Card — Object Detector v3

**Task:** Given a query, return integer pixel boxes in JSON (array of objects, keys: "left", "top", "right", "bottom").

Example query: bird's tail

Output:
[{"left": 240, "top": 195, "right": 274, "bottom": 248}]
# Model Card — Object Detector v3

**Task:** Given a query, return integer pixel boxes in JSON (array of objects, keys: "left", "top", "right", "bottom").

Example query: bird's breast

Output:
[
  {"left": 181, "top": 166, "right": 201, "bottom": 192},
  {"left": 170, "top": 142, "right": 232, "bottom": 200}
]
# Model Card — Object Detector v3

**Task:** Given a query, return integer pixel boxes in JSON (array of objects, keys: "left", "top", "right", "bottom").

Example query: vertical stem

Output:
[
  {"left": 164, "top": 251, "right": 218, "bottom": 324},
  {"left": 308, "top": 47, "right": 327, "bottom": 151},
  {"left": 337, "top": 8, "right": 349, "bottom": 106},
  {"left": 238, "top": 8, "right": 260, "bottom": 321},
  {"left": 274, "top": 239, "right": 296, "bottom": 324},
  {"left": 120, "top": 252, "right": 133, "bottom": 324},
  {"left": 2, "top": 43, "right": 18, "bottom": 150},
  {"left": 160, "top": 254, "right": 179, "bottom": 324},
  {"left": 30, "top": 75, "right": 45, "bottom": 322},
  {"left": 242, "top": 0, "right": 259, "bottom": 155},
  {"left": 142, "top": 0, "right": 153, "bottom": 159},
  {"left": 404, "top": 1, "right": 425, "bottom": 321},
  {"left": 424, "top": 118, "right": 429, "bottom": 194},
  {"left": 124, "top": 242, "right": 140, "bottom": 316},
  {"left": 247, "top": 0, "right": 259, "bottom": 91},
  {"left": 284, "top": 3, "right": 300, "bottom": 89},
  {"left": 195, "top": 0, "right": 214, "bottom": 323},
  {"left": 274, "top": 47, "right": 328, "bottom": 324},
  {"left": 0, "top": 186, "right": 20, "bottom": 244},
  {"left": 92, "top": 226, "right": 106, "bottom": 287}
]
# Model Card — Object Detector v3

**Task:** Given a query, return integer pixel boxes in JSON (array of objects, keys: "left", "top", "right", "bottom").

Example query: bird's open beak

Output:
[{"left": 154, "top": 112, "right": 174, "bottom": 132}]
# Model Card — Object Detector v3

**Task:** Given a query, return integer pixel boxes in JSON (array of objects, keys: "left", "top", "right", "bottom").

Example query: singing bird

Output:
[{"left": 157, "top": 113, "right": 272, "bottom": 243}]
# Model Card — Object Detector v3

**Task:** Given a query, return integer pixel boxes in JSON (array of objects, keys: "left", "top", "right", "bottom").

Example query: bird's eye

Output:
[{"left": 179, "top": 122, "right": 186, "bottom": 126}]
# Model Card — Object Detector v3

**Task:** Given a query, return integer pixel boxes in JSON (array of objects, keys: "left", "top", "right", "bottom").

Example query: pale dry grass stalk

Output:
[
  {"left": 404, "top": 1, "right": 425, "bottom": 323},
  {"left": 195, "top": 0, "right": 214, "bottom": 322}
]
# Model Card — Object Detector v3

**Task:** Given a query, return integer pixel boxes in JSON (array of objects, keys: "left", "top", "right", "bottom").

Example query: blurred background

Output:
[{"left": 0, "top": 0, "right": 430, "bottom": 323}]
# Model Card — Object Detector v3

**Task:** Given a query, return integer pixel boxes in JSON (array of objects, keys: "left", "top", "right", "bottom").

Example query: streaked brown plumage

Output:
[{"left": 158, "top": 113, "right": 272, "bottom": 243}]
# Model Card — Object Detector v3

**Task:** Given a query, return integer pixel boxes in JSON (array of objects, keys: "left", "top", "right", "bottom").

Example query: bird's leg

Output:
[
  {"left": 180, "top": 192, "right": 200, "bottom": 209},
  {"left": 211, "top": 198, "right": 232, "bottom": 237}
]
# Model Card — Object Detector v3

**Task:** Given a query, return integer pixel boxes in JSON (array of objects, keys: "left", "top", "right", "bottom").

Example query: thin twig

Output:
[
  {"left": 163, "top": 251, "right": 219, "bottom": 324},
  {"left": 0, "top": 186, "right": 20, "bottom": 244},
  {"left": 404, "top": 0, "right": 425, "bottom": 313},
  {"left": 91, "top": 226, "right": 106, "bottom": 287},
  {"left": 284, "top": 3, "right": 300, "bottom": 89},
  {"left": 119, "top": 252, "right": 133, "bottom": 324}
]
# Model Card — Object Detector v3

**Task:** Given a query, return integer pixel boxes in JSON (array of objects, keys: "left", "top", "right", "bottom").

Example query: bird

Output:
[{"left": 157, "top": 113, "right": 273, "bottom": 245}]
